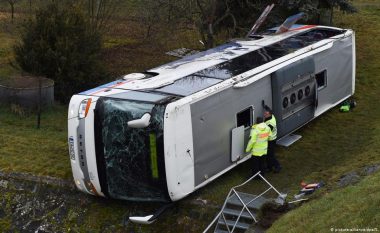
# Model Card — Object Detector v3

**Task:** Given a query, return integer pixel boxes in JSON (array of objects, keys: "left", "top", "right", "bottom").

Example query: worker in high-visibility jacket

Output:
[
  {"left": 264, "top": 106, "right": 282, "bottom": 173},
  {"left": 245, "top": 117, "right": 271, "bottom": 176}
]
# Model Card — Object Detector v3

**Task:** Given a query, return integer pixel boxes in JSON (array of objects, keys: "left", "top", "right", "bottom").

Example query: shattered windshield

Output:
[{"left": 94, "top": 98, "right": 169, "bottom": 202}]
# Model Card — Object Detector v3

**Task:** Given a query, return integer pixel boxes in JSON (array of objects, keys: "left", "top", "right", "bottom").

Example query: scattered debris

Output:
[
  {"left": 195, "top": 198, "right": 208, "bottom": 205},
  {"left": 165, "top": 48, "right": 199, "bottom": 58},
  {"left": 288, "top": 198, "right": 309, "bottom": 204},
  {"left": 0, "top": 180, "right": 9, "bottom": 189},
  {"left": 298, "top": 181, "right": 324, "bottom": 195},
  {"left": 291, "top": 181, "right": 324, "bottom": 203},
  {"left": 339, "top": 99, "right": 356, "bottom": 112},
  {"left": 338, "top": 171, "right": 360, "bottom": 187},
  {"left": 300, "top": 181, "right": 323, "bottom": 189},
  {"left": 274, "top": 193, "right": 287, "bottom": 205},
  {"left": 362, "top": 164, "right": 380, "bottom": 175},
  {"left": 294, "top": 192, "right": 306, "bottom": 200}
]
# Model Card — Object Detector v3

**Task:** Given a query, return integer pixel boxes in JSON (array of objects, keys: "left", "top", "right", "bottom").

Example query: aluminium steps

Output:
[
  {"left": 227, "top": 192, "right": 268, "bottom": 210},
  {"left": 214, "top": 191, "right": 268, "bottom": 233},
  {"left": 204, "top": 172, "right": 285, "bottom": 233}
]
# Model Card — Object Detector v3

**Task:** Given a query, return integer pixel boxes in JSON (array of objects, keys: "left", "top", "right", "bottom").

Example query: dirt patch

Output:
[
  {"left": 338, "top": 171, "right": 360, "bottom": 187},
  {"left": 362, "top": 164, "right": 380, "bottom": 175},
  {"left": 0, "top": 173, "right": 85, "bottom": 232},
  {"left": 0, "top": 76, "right": 54, "bottom": 89},
  {"left": 0, "top": 171, "right": 73, "bottom": 189},
  {"left": 245, "top": 203, "right": 292, "bottom": 233},
  {"left": 338, "top": 165, "right": 380, "bottom": 187},
  {"left": 259, "top": 203, "right": 291, "bottom": 229}
]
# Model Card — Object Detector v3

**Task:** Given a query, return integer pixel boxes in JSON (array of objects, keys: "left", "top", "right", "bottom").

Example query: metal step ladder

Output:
[{"left": 204, "top": 172, "right": 286, "bottom": 233}]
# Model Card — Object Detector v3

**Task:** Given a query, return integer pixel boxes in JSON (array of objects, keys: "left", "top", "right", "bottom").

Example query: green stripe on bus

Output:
[{"left": 149, "top": 133, "right": 159, "bottom": 179}]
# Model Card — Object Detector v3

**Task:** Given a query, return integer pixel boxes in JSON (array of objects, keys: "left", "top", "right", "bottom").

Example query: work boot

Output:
[{"left": 274, "top": 167, "right": 282, "bottom": 173}]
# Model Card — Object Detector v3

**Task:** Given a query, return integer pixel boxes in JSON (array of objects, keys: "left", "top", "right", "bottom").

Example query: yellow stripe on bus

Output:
[{"left": 149, "top": 133, "right": 159, "bottom": 179}]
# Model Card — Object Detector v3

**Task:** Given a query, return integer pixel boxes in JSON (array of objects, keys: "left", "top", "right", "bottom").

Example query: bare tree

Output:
[
  {"left": 86, "top": 0, "right": 122, "bottom": 32},
  {"left": 194, "top": 0, "right": 238, "bottom": 48},
  {"left": 29, "top": 0, "right": 32, "bottom": 14},
  {"left": 6, "top": 0, "right": 18, "bottom": 23},
  {"left": 130, "top": 0, "right": 356, "bottom": 49},
  {"left": 135, "top": 0, "right": 174, "bottom": 39},
  {"left": 136, "top": 0, "right": 159, "bottom": 38}
]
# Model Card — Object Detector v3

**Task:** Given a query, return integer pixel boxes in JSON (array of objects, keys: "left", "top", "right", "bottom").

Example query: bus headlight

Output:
[
  {"left": 75, "top": 179, "right": 83, "bottom": 191},
  {"left": 78, "top": 98, "right": 92, "bottom": 118}
]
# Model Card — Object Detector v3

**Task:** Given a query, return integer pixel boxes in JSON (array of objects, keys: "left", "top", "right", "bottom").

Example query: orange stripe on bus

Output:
[
  {"left": 89, "top": 80, "right": 132, "bottom": 95},
  {"left": 289, "top": 25, "right": 316, "bottom": 31}
]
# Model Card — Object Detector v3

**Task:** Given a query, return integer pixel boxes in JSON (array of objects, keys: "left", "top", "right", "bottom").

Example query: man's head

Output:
[
  {"left": 256, "top": 117, "right": 264, "bottom": 124},
  {"left": 264, "top": 105, "right": 273, "bottom": 119}
]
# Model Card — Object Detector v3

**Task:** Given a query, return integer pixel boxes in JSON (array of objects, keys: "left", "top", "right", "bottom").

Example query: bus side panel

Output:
[
  {"left": 190, "top": 76, "right": 272, "bottom": 186},
  {"left": 313, "top": 34, "right": 354, "bottom": 116},
  {"left": 164, "top": 103, "right": 195, "bottom": 201}
]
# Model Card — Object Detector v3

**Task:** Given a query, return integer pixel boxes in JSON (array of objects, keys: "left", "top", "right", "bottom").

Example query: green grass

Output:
[
  {"left": 0, "top": 104, "right": 71, "bottom": 179},
  {"left": 268, "top": 171, "right": 380, "bottom": 233},
  {"left": 0, "top": 30, "right": 18, "bottom": 78}
]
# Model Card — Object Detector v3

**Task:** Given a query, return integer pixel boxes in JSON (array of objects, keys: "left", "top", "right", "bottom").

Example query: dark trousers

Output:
[
  {"left": 266, "top": 140, "right": 281, "bottom": 170},
  {"left": 251, "top": 155, "right": 265, "bottom": 176}
]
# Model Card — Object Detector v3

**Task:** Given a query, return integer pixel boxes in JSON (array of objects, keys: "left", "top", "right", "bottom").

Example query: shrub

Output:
[{"left": 14, "top": 3, "right": 106, "bottom": 103}]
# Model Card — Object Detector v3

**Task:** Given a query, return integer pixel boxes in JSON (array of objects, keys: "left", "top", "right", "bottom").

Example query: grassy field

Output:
[
  {"left": 0, "top": 104, "right": 71, "bottom": 178},
  {"left": 0, "top": 21, "right": 18, "bottom": 78},
  {"left": 0, "top": 0, "right": 380, "bottom": 232},
  {"left": 268, "top": 172, "right": 380, "bottom": 232}
]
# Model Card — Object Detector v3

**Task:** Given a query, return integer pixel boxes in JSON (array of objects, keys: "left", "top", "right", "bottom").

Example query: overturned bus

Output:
[{"left": 68, "top": 24, "right": 355, "bottom": 202}]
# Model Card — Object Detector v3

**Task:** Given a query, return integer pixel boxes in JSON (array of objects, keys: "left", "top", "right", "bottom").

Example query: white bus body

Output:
[{"left": 68, "top": 25, "right": 355, "bottom": 202}]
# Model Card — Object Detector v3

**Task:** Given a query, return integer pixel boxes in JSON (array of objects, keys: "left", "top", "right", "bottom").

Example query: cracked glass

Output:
[{"left": 95, "top": 98, "right": 168, "bottom": 201}]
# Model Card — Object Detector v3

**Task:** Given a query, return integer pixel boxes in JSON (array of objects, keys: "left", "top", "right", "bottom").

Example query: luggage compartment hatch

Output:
[{"left": 271, "top": 58, "right": 316, "bottom": 138}]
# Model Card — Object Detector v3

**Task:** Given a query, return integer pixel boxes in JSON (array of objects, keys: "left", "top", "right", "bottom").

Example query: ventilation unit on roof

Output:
[{"left": 122, "top": 73, "right": 146, "bottom": 80}]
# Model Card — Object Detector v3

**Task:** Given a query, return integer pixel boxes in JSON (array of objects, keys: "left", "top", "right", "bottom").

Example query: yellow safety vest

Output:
[
  {"left": 265, "top": 115, "right": 277, "bottom": 141},
  {"left": 245, "top": 123, "right": 271, "bottom": 157}
]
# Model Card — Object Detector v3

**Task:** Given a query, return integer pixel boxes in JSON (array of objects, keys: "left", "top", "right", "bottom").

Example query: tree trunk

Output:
[
  {"left": 206, "top": 23, "right": 214, "bottom": 49},
  {"left": 10, "top": 2, "right": 14, "bottom": 23},
  {"left": 37, "top": 77, "right": 42, "bottom": 129},
  {"left": 146, "top": 24, "right": 152, "bottom": 39}
]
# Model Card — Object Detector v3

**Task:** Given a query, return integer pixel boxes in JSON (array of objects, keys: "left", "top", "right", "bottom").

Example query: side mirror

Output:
[
  {"left": 129, "top": 215, "right": 155, "bottom": 224},
  {"left": 127, "top": 113, "right": 151, "bottom": 128},
  {"left": 128, "top": 203, "right": 173, "bottom": 225}
]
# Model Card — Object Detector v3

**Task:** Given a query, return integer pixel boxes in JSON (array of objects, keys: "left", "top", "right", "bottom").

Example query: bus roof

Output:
[{"left": 80, "top": 25, "right": 347, "bottom": 99}]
